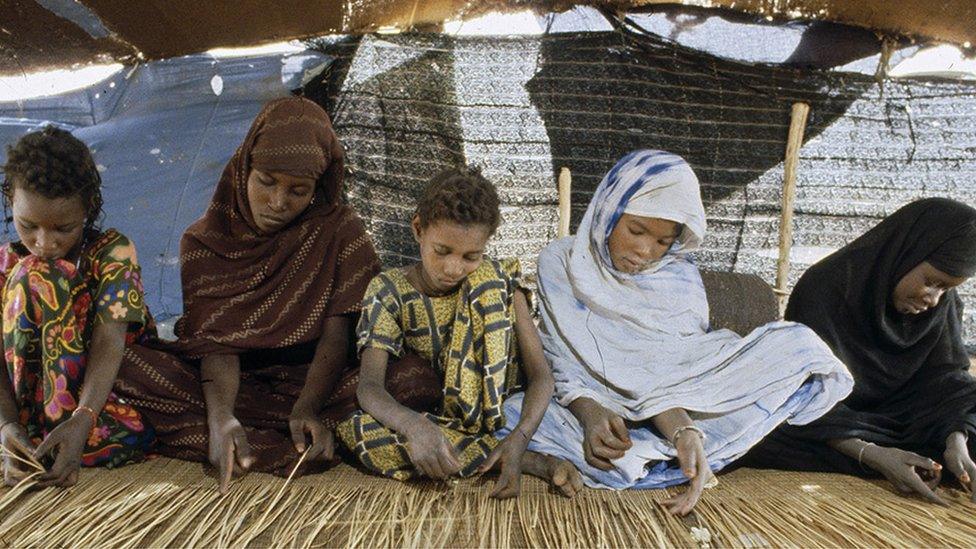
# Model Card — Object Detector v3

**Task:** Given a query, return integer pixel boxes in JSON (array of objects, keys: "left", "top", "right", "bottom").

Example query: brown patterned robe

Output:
[{"left": 115, "top": 98, "right": 440, "bottom": 475}]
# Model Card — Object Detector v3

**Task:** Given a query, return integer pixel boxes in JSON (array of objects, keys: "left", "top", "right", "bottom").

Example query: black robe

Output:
[{"left": 741, "top": 198, "right": 976, "bottom": 474}]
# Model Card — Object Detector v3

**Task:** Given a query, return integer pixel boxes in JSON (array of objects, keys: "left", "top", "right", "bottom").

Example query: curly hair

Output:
[
  {"left": 415, "top": 166, "right": 501, "bottom": 235},
  {"left": 2, "top": 125, "right": 103, "bottom": 231}
]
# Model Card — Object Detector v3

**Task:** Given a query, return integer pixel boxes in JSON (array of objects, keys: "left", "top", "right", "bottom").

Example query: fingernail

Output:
[
  {"left": 962, "top": 474, "right": 971, "bottom": 483},
  {"left": 934, "top": 463, "right": 942, "bottom": 470}
]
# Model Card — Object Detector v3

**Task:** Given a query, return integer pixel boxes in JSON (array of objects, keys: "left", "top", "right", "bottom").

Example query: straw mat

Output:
[{"left": 1, "top": 457, "right": 974, "bottom": 548}]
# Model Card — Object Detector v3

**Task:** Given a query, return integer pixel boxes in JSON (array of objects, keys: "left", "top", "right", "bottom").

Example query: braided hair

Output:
[{"left": 2, "top": 126, "right": 104, "bottom": 234}]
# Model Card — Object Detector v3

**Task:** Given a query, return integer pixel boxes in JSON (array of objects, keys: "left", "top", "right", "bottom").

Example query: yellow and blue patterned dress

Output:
[
  {"left": 0, "top": 229, "right": 155, "bottom": 467},
  {"left": 337, "top": 257, "right": 524, "bottom": 479}
]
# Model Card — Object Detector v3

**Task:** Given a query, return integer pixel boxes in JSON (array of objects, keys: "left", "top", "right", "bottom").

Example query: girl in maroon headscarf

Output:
[{"left": 116, "top": 97, "right": 439, "bottom": 492}]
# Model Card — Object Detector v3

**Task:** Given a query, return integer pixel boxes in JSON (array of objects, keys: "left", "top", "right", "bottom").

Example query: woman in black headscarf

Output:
[{"left": 742, "top": 198, "right": 976, "bottom": 505}]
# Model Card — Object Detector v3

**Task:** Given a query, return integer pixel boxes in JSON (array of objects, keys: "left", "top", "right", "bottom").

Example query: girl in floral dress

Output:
[{"left": 0, "top": 126, "right": 154, "bottom": 487}]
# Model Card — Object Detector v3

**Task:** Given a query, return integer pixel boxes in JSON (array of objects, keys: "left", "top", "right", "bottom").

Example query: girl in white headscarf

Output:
[{"left": 498, "top": 150, "right": 853, "bottom": 514}]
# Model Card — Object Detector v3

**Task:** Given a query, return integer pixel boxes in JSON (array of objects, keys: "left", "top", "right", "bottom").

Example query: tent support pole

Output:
[
  {"left": 558, "top": 167, "right": 572, "bottom": 238},
  {"left": 776, "top": 102, "right": 811, "bottom": 314}
]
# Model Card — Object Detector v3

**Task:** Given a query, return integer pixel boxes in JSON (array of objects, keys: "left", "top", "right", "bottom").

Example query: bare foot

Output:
[{"left": 522, "top": 451, "right": 583, "bottom": 497}]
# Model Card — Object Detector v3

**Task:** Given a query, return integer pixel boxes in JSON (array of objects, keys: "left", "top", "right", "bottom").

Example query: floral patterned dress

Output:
[{"left": 0, "top": 229, "right": 155, "bottom": 467}]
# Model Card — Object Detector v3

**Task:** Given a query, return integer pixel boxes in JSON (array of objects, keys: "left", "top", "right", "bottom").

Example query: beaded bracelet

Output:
[
  {"left": 671, "top": 425, "right": 706, "bottom": 445},
  {"left": 72, "top": 405, "right": 99, "bottom": 431}
]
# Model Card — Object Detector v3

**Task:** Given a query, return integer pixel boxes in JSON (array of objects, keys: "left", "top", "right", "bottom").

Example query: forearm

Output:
[
  {"left": 0, "top": 333, "right": 17, "bottom": 427},
  {"left": 295, "top": 316, "right": 351, "bottom": 413},
  {"left": 200, "top": 354, "right": 241, "bottom": 422},
  {"left": 357, "top": 348, "right": 425, "bottom": 436},
  {"left": 935, "top": 408, "right": 976, "bottom": 449},
  {"left": 947, "top": 430, "right": 968, "bottom": 448},
  {"left": 358, "top": 381, "right": 425, "bottom": 435},
  {"left": 827, "top": 437, "right": 874, "bottom": 460},
  {"left": 511, "top": 290, "right": 554, "bottom": 438},
  {"left": 652, "top": 408, "right": 694, "bottom": 443},
  {"left": 568, "top": 396, "right": 603, "bottom": 426},
  {"left": 77, "top": 321, "right": 129, "bottom": 414},
  {"left": 0, "top": 369, "right": 20, "bottom": 427},
  {"left": 511, "top": 370, "right": 553, "bottom": 438},
  {"left": 296, "top": 360, "right": 344, "bottom": 414}
]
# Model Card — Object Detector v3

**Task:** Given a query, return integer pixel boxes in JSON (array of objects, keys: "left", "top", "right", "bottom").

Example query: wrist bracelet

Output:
[
  {"left": 73, "top": 405, "right": 99, "bottom": 431},
  {"left": 671, "top": 425, "right": 705, "bottom": 445},
  {"left": 0, "top": 418, "right": 18, "bottom": 435},
  {"left": 857, "top": 442, "right": 876, "bottom": 470}
]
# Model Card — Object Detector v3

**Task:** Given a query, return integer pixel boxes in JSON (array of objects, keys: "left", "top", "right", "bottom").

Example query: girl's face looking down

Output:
[
  {"left": 10, "top": 185, "right": 87, "bottom": 261},
  {"left": 412, "top": 217, "right": 490, "bottom": 294},
  {"left": 607, "top": 213, "right": 681, "bottom": 274},
  {"left": 246, "top": 168, "right": 316, "bottom": 235},
  {"left": 892, "top": 261, "right": 968, "bottom": 315}
]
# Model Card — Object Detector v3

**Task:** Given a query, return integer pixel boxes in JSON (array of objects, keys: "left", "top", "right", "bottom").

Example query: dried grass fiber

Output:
[{"left": 1, "top": 458, "right": 975, "bottom": 548}]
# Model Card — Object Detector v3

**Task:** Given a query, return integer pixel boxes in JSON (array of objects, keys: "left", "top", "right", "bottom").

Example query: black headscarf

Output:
[{"left": 742, "top": 198, "right": 976, "bottom": 473}]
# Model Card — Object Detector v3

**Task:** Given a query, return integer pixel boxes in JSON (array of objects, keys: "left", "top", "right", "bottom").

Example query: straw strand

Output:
[{"left": 2, "top": 459, "right": 975, "bottom": 547}]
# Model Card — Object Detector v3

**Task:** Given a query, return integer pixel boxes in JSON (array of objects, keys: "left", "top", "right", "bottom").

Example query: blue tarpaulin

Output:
[{"left": 0, "top": 49, "right": 332, "bottom": 329}]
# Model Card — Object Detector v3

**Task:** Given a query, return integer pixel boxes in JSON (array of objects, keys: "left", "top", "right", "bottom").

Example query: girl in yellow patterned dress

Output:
[
  {"left": 0, "top": 127, "right": 154, "bottom": 488},
  {"left": 337, "top": 167, "right": 581, "bottom": 498}
]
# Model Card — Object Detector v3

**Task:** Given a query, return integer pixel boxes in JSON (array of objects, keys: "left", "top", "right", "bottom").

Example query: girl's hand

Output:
[
  {"left": 404, "top": 417, "right": 462, "bottom": 479},
  {"left": 289, "top": 404, "right": 334, "bottom": 461},
  {"left": 477, "top": 429, "right": 530, "bottom": 499},
  {"left": 862, "top": 444, "right": 946, "bottom": 505},
  {"left": 1, "top": 422, "right": 36, "bottom": 486},
  {"left": 575, "top": 398, "right": 632, "bottom": 470},
  {"left": 944, "top": 431, "right": 976, "bottom": 501},
  {"left": 207, "top": 415, "right": 255, "bottom": 495},
  {"left": 34, "top": 414, "right": 92, "bottom": 487},
  {"left": 661, "top": 431, "right": 713, "bottom": 516}
]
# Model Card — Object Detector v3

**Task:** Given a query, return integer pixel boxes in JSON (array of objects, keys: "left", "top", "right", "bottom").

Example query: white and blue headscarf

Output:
[
  {"left": 586, "top": 149, "right": 706, "bottom": 273},
  {"left": 561, "top": 150, "right": 709, "bottom": 344},
  {"left": 536, "top": 150, "right": 852, "bottom": 421}
]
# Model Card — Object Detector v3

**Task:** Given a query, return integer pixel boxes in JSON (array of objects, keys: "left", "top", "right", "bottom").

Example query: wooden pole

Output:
[
  {"left": 557, "top": 167, "right": 572, "bottom": 238},
  {"left": 776, "top": 102, "right": 810, "bottom": 311}
]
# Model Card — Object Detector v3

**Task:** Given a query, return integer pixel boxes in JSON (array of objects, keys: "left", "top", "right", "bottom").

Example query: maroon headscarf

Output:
[{"left": 174, "top": 97, "right": 379, "bottom": 358}]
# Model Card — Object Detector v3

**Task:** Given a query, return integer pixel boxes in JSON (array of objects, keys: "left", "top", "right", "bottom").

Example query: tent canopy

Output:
[{"left": 2, "top": 1, "right": 973, "bottom": 74}]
